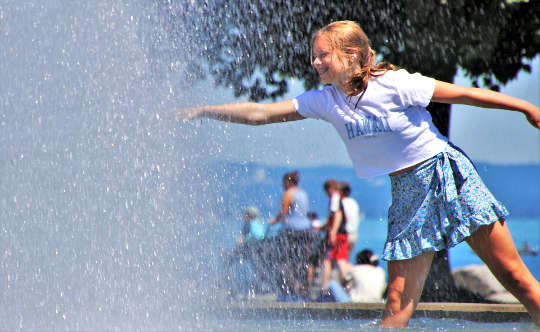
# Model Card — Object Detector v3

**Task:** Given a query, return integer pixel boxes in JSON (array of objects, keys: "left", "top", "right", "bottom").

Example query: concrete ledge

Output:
[{"left": 227, "top": 302, "right": 530, "bottom": 323}]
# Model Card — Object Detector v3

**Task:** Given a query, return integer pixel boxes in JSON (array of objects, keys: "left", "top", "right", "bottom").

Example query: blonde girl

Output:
[{"left": 176, "top": 20, "right": 540, "bottom": 327}]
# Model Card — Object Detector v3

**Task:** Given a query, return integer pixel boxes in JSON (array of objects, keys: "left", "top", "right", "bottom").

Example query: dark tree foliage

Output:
[
  {"left": 155, "top": 0, "right": 539, "bottom": 134},
  {"left": 157, "top": 0, "right": 539, "bottom": 98},
  {"left": 156, "top": 0, "right": 540, "bottom": 302}
]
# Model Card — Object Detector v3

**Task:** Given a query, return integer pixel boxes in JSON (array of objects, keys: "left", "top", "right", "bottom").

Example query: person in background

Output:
[
  {"left": 321, "top": 179, "right": 352, "bottom": 301},
  {"left": 175, "top": 19, "right": 540, "bottom": 327},
  {"left": 270, "top": 171, "right": 312, "bottom": 233},
  {"left": 226, "top": 206, "right": 266, "bottom": 299},
  {"left": 323, "top": 179, "right": 341, "bottom": 226},
  {"left": 339, "top": 181, "right": 363, "bottom": 255},
  {"left": 346, "top": 249, "right": 387, "bottom": 303},
  {"left": 237, "top": 206, "right": 266, "bottom": 246},
  {"left": 326, "top": 248, "right": 387, "bottom": 303},
  {"left": 270, "top": 171, "right": 316, "bottom": 300},
  {"left": 306, "top": 211, "right": 325, "bottom": 294}
]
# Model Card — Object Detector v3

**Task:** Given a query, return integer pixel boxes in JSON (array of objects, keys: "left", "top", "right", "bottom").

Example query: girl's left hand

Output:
[{"left": 525, "top": 106, "right": 540, "bottom": 130}]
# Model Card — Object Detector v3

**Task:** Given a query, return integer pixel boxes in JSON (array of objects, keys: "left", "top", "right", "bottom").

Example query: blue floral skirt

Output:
[{"left": 382, "top": 143, "right": 509, "bottom": 261}]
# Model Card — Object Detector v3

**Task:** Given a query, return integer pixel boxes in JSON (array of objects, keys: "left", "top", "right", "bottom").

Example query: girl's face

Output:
[{"left": 312, "top": 36, "right": 349, "bottom": 89}]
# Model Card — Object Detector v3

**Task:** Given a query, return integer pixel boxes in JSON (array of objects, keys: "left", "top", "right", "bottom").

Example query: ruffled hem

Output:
[
  {"left": 383, "top": 143, "right": 511, "bottom": 261},
  {"left": 382, "top": 203, "right": 509, "bottom": 261}
]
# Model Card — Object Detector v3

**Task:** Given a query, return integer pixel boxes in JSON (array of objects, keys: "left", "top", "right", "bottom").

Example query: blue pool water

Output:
[{"left": 188, "top": 316, "right": 539, "bottom": 331}]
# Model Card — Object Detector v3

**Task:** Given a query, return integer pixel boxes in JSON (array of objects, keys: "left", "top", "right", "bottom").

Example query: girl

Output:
[{"left": 176, "top": 20, "right": 540, "bottom": 327}]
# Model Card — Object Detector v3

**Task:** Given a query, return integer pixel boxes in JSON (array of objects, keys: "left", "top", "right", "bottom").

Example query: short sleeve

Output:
[
  {"left": 330, "top": 193, "right": 340, "bottom": 213},
  {"left": 293, "top": 89, "right": 328, "bottom": 120},
  {"left": 391, "top": 70, "right": 435, "bottom": 108}
]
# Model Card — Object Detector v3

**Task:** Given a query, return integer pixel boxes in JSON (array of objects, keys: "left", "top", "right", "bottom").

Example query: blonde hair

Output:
[{"left": 312, "top": 20, "right": 397, "bottom": 98}]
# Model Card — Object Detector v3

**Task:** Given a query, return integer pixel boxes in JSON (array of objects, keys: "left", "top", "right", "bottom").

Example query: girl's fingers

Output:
[
  {"left": 526, "top": 108, "right": 540, "bottom": 129},
  {"left": 173, "top": 107, "right": 200, "bottom": 122}
]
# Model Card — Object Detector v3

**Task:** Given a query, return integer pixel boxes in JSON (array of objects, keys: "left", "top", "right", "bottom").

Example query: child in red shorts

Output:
[{"left": 321, "top": 181, "right": 353, "bottom": 298}]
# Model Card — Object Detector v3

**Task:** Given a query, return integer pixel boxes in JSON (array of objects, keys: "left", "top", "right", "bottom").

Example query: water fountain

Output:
[{"left": 0, "top": 1, "right": 234, "bottom": 329}]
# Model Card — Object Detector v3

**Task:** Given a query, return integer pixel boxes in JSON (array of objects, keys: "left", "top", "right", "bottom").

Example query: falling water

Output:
[
  {"left": 3, "top": 1, "right": 539, "bottom": 331},
  {"left": 0, "top": 0, "right": 236, "bottom": 330}
]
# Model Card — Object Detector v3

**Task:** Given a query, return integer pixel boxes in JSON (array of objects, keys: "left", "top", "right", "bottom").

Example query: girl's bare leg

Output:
[
  {"left": 381, "top": 252, "right": 434, "bottom": 328},
  {"left": 466, "top": 220, "right": 540, "bottom": 325}
]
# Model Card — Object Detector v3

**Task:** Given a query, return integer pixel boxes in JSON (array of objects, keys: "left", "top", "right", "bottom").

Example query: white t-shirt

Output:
[
  {"left": 329, "top": 192, "right": 340, "bottom": 213},
  {"left": 342, "top": 196, "right": 362, "bottom": 234},
  {"left": 347, "top": 265, "right": 387, "bottom": 303},
  {"left": 293, "top": 69, "right": 448, "bottom": 178}
]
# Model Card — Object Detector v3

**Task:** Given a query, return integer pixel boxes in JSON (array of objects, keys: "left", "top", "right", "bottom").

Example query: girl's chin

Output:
[
  {"left": 319, "top": 74, "right": 330, "bottom": 84},
  {"left": 319, "top": 72, "right": 336, "bottom": 84}
]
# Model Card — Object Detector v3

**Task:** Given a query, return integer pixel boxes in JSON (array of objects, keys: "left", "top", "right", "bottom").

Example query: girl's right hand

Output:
[{"left": 172, "top": 106, "right": 204, "bottom": 122}]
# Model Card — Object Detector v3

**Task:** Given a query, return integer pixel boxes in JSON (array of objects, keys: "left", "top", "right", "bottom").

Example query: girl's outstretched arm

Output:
[
  {"left": 432, "top": 81, "right": 540, "bottom": 129},
  {"left": 175, "top": 99, "right": 304, "bottom": 125}
]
